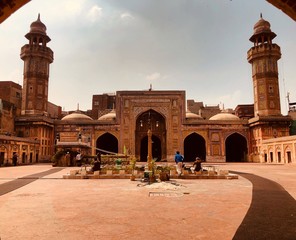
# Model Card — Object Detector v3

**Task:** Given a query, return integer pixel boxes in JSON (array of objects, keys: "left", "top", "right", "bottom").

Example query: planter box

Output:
[
  {"left": 94, "top": 171, "right": 100, "bottom": 176},
  {"left": 159, "top": 172, "right": 170, "bottom": 181},
  {"left": 70, "top": 170, "right": 79, "bottom": 176},
  {"left": 106, "top": 170, "right": 113, "bottom": 175},
  {"left": 119, "top": 170, "right": 125, "bottom": 175},
  {"left": 218, "top": 170, "right": 229, "bottom": 176}
]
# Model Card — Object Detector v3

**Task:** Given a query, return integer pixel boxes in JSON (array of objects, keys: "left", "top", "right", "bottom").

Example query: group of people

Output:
[
  {"left": 75, "top": 151, "right": 101, "bottom": 171},
  {"left": 174, "top": 151, "right": 203, "bottom": 176}
]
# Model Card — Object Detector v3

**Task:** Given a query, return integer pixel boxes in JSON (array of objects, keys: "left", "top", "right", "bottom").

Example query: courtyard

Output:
[{"left": 0, "top": 163, "right": 295, "bottom": 240}]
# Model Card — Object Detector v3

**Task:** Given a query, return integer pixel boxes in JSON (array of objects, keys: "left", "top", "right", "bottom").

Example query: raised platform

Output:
[{"left": 63, "top": 170, "right": 238, "bottom": 180}]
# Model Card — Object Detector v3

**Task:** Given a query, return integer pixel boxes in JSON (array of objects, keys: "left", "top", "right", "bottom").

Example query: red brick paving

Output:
[{"left": 0, "top": 163, "right": 295, "bottom": 240}]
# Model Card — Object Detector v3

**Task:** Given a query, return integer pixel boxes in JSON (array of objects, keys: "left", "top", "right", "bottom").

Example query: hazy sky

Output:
[{"left": 0, "top": 0, "right": 295, "bottom": 114}]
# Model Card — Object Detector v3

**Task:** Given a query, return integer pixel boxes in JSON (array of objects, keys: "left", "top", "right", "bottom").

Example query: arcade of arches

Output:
[{"left": 96, "top": 129, "right": 249, "bottom": 163}]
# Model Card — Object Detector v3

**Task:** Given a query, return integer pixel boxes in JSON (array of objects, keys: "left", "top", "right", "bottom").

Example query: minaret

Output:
[
  {"left": 20, "top": 14, "right": 54, "bottom": 115},
  {"left": 247, "top": 14, "right": 281, "bottom": 116}
]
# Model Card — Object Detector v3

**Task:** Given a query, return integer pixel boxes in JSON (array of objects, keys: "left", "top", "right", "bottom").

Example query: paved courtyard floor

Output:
[{"left": 0, "top": 163, "right": 295, "bottom": 240}]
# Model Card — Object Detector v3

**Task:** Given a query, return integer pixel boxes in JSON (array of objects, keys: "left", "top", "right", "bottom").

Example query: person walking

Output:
[{"left": 174, "top": 151, "right": 184, "bottom": 176}]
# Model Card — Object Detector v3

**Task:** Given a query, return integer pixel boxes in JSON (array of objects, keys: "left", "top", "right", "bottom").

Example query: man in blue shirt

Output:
[{"left": 174, "top": 151, "right": 184, "bottom": 176}]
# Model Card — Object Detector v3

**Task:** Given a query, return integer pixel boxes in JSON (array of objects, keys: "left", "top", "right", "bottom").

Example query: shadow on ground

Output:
[
  {"left": 0, "top": 168, "right": 64, "bottom": 196},
  {"left": 232, "top": 171, "right": 296, "bottom": 240}
]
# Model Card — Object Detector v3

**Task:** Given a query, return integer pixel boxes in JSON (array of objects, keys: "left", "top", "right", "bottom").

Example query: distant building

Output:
[
  {"left": 91, "top": 93, "right": 116, "bottom": 120},
  {"left": 187, "top": 100, "right": 221, "bottom": 120},
  {"left": 235, "top": 104, "right": 254, "bottom": 120}
]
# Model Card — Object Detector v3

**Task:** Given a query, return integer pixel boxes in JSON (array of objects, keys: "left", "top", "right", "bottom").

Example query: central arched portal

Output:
[{"left": 135, "top": 109, "right": 166, "bottom": 161}]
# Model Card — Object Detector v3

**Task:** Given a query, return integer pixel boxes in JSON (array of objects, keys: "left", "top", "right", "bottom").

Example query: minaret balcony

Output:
[
  {"left": 20, "top": 44, "right": 54, "bottom": 62},
  {"left": 247, "top": 43, "right": 281, "bottom": 63}
]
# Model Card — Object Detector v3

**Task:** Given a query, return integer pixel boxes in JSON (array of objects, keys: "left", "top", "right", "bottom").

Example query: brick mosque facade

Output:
[{"left": 0, "top": 15, "right": 295, "bottom": 165}]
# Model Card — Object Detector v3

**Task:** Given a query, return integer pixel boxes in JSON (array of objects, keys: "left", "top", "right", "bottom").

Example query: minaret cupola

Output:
[
  {"left": 249, "top": 14, "right": 276, "bottom": 45},
  {"left": 25, "top": 13, "right": 51, "bottom": 46}
]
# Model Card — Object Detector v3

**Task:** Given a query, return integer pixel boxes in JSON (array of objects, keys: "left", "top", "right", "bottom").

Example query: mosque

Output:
[{"left": 0, "top": 14, "right": 295, "bottom": 165}]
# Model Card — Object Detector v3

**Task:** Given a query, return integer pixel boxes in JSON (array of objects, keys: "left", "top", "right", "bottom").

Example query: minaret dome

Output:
[
  {"left": 249, "top": 14, "right": 276, "bottom": 45},
  {"left": 25, "top": 14, "right": 51, "bottom": 45}
]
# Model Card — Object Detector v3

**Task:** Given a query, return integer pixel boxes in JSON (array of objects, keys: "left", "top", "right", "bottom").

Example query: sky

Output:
[{"left": 0, "top": 0, "right": 295, "bottom": 114}]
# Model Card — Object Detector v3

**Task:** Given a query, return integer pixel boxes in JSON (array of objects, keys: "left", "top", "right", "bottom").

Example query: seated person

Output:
[
  {"left": 190, "top": 157, "right": 202, "bottom": 173},
  {"left": 92, "top": 158, "right": 101, "bottom": 172}
]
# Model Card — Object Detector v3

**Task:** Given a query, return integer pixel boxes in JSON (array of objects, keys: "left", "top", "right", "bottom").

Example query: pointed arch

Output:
[
  {"left": 284, "top": 146, "right": 292, "bottom": 163},
  {"left": 184, "top": 133, "right": 206, "bottom": 162},
  {"left": 135, "top": 109, "right": 166, "bottom": 161},
  {"left": 276, "top": 146, "right": 282, "bottom": 163},
  {"left": 225, "top": 133, "right": 248, "bottom": 162},
  {"left": 96, "top": 132, "right": 118, "bottom": 154},
  {"left": 268, "top": 147, "right": 274, "bottom": 163}
]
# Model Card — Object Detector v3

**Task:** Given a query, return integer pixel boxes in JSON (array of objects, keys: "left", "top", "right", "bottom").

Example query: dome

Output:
[
  {"left": 209, "top": 112, "right": 240, "bottom": 121},
  {"left": 253, "top": 17, "right": 271, "bottom": 35},
  {"left": 98, "top": 109, "right": 116, "bottom": 121},
  {"left": 185, "top": 110, "right": 203, "bottom": 119},
  {"left": 29, "top": 14, "right": 47, "bottom": 35},
  {"left": 249, "top": 14, "right": 276, "bottom": 42},
  {"left": 61, "top": 112, "right": 93, "bottom": 121}
]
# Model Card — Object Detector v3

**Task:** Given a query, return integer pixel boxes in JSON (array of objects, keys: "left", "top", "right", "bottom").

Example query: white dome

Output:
[
  {"left": 61, "top": 112, "right": 93, "bottom": 121},
  {"left": 98, "top": 109, "right": 116, "bottom": 121},
  {"left": 186, "top": 110, "right": 203, "bottom": 119},
  {"left": 209, "top": 112, "right": 240, "bottom": 121}
]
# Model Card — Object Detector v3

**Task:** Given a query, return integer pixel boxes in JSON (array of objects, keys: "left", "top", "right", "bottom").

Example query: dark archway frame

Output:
[
  {"left": 225, "top": 133, "right": 248, "bottom": 162},
  {"left": 183, "top": 133, "right": 206, "bottom": 162},
  {"left": 135, "top": 109, "right": 166, "bottom": 161}
]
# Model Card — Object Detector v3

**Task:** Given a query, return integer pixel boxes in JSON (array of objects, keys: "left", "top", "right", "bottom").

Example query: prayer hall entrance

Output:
[{"left": 135, "top": 109, "right": 166, "bottom": 161}]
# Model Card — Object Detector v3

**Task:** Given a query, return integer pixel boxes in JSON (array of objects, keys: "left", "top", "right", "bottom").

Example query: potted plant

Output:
[
  {"left": 115, "top": 158, "right": 122, "bottom": 169},
  {"left": 129, "top": 156, "right": 137, "bottom": 181},
  {"left": 157, "top": 165, "right": 171, "bottom": 181}
]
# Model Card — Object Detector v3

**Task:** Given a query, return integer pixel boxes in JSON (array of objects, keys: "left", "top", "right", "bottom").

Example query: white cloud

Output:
[
  {"left": 86, "top": 5, "right": 103, "bottom": 23},
  {"left": 61, "top": 0, "right": 86, "bottom": 16},
  {"left": 146, "top": 72, "right": 161, "bottom": 81},
  {"left": 120, "top": 12, "right": 134, "bottom": 20},
  {"left": 218, "top": 90, "right": 242, "bottom": 109}
]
